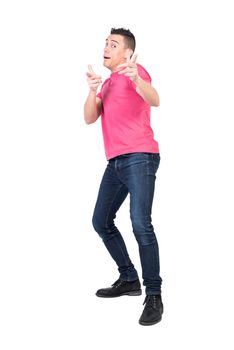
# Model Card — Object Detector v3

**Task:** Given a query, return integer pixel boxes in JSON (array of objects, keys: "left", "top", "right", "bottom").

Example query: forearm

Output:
[
  {"left": 135, "top": 77, "right": 160, "bottom": 107},
  {"left": 84, "top": 90, "right": 99, "bottom": 124}
]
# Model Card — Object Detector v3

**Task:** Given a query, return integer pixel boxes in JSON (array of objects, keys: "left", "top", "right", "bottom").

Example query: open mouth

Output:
[{"left": 104, "top": 56, "right": 111, "bottom": 59}]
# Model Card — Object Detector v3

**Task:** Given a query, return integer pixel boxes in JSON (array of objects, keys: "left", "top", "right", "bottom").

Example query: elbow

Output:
[
  {"left": 84, "top": 109, "right": 94, "bottom": 124},
  {"left": 151, "top": 91, "right": 160, "bottom": 107},
  {"left": 84, "top": 118, "right": 94, "bottom": 125},
  {"left": 154, "top": 94, "right": 160, "bottom": 107},
  {"left": 155, "top": 100, "right": 160, "bottom": 107},
  {"left": 84, "top": 114, "right": 98, "bottom": 125},
  {"left": 151, "top": 98, "right": 160, "bottom": 107}
]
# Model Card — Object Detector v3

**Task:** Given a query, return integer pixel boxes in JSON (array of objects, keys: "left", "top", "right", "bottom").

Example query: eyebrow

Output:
[{"left": 106, "top": 39, "right": 119, "bottom": 44}]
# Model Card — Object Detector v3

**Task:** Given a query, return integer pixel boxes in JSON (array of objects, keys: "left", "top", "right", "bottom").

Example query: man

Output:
[{"left": 84, "top": 28, "right": 163, "bottom": 326}]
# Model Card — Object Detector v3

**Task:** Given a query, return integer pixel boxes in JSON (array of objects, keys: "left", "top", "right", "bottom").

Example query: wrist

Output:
[
  {"left": 134, "top": 75, "right": 141, "bottom": 85},
  {"left": 89, "top": 88, "right": 98, "bottom": 94}
]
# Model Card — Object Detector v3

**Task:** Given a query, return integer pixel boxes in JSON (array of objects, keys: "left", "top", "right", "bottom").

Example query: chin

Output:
[{"left": 104, "top": 62, "right": 112, "bottom": 70}]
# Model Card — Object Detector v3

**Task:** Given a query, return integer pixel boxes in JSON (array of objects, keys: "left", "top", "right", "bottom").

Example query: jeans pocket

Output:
[{"left": 147, "top": 154, "right": 160, "bottom": 176}]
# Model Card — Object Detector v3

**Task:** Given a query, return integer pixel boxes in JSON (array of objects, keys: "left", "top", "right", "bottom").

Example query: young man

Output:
[{"left": 84, "top": 28, "right": 163, "bottom": 326}]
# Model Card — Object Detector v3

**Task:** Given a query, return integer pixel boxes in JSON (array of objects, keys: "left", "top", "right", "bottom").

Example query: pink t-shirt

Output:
[{"left": 97, "top": 64, "right": 159, "bottom": 160}]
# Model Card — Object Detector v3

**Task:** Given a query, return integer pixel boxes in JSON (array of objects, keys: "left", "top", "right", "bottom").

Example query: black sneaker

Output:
[
  {"left": 96, "top": 278, "right": 142, "bottom": 298},
  {"left": 139, "top": 295, "right": 164, "bottom": 326}
]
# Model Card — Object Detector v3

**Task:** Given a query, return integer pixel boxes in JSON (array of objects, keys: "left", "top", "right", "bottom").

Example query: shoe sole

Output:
[
  {"left": 96, "top": 290, "right": 142, "bottom": 298},
  {"left": 139, "top": 316, "right": 162, "bottom": 326}
]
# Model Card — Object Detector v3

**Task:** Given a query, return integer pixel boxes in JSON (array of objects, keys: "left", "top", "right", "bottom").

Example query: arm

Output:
[
  {"left": 84, "top": 65, "right": 102, "bottom": 124},
  {"left": 84, "top": 92, "right": 102, "bottom": 125},
  {"left": 135, "top": 77, "right": 160, "bottom": 107},
  {"left": 117, "top": 54, "right": 160, "bottom": 107}
]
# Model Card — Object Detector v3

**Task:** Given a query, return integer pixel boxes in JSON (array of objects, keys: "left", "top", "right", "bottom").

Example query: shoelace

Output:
[
  {"left": 143, "top": 295, "right": 161, "bottom": 308},
  {"left": 112, "top": 279, "right": 124, "bottom": 288}
]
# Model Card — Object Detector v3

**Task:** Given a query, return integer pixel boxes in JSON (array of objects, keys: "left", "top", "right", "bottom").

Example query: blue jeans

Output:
[{"left": 92, "top": 152, "right": 162, "bottom": 295}]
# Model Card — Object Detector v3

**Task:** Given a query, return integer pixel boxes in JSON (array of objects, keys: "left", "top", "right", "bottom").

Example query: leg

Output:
[
  {"left": 92, "top": 160, "right": 138, "bottom": 281},
  {"left": 119, "top": 153, "right": 162, "bottom": 294}
]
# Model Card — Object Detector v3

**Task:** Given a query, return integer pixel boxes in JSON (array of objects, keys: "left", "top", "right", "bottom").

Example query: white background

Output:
[{"left": 0, "top": 0, "right": 234, "bottom": 349}]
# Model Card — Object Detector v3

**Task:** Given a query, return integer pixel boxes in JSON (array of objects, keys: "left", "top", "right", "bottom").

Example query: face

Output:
[{"left": 103, "top": 34, "right": 132, "bottom": 72}]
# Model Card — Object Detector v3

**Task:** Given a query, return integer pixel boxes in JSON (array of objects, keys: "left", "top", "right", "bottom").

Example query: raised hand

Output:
[
  {"left": 117, "top": 54, "right": 139, "bottom": 83},
  {"left": 86, "top": 65, "right": 102, "bottom": 91}
]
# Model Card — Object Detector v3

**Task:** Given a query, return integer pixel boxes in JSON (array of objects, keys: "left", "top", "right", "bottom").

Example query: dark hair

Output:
[{"left": 110, "top": 28, "right": 136, "bottom": 52}]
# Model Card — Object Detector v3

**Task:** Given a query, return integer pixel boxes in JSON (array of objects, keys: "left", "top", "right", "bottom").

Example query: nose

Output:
[{"left": 104, "top": 46, "right": 110, "bottom": 54}]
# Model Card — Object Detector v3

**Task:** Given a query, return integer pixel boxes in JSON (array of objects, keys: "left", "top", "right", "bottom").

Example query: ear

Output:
[{"left": 124, "top": 48, "right": 133, "bottom": 59}]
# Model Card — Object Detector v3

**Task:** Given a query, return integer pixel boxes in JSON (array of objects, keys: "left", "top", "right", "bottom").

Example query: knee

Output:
[
  {"left": 135, "top": 232, "right": 156, "bottom": 246},
  {"left": 92, "top": 212, "right": 103, "bottom": 233},
  {"left": 131, "top": 216, "right": 153, "bottom": 234},
  {"left": 92, "top": 213, "right": 118, "bottom": 243},
  {"left": 131, "top": 217, "right": 156, "bottom": 246},
  {"left": 92, "top": 212, "right": 114, "bottom": 237}
]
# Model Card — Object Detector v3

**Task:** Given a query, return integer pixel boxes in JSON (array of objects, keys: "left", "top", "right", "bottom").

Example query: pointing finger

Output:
[
  {"left": 130, "top": 54, "right": 138, "bottom": 63},
  {"left": 117, "top": 62, "right": 128, "bottom": 70},
  {"left": 86, "top": 72, "right": 101, "bottom": 78},
  {"left": 126, "top": 53, "right": 131, "bottom": 64},
  {"left": 88, "top": 64, "right": 95, "bottom": 74}
]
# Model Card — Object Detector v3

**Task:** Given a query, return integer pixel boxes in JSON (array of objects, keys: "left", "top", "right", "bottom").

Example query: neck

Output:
[{"left": 111, "top": 58, "right": 127, "bottom": 73}]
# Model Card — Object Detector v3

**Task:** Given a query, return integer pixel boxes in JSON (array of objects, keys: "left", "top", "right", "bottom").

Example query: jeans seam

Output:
[
  {"left": 104, "top": 183, "right": 124, "bottom": 229},
  {"left": 104, "top": 184, "right": 130, "bottom": 266}
]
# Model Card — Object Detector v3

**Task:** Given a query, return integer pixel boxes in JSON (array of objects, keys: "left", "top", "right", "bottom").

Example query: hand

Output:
[
  {"left": 86, "top": 65, "right": 102, "bottom": 91},
  {"left": 117, "top": 54, "right": 139, "bottom": 83}
]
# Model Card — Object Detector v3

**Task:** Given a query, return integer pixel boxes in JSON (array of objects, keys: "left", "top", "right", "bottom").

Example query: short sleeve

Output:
[
  {"left": 96, "top": 77, "right": 111, "bottom": 100},
  {"left": 97, "top": 91, "right": 102, "bottom": 99},
  {"left": 129, "top": 64, "right": 152, "bottom": 90},
  {"left": 137, "top": 64, "right": 152, "bottom": 83}
]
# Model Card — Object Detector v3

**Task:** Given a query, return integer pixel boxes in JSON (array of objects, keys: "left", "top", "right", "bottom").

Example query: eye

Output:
[{"left": 111, "top": 44, "right": 117, "bottom": 48}]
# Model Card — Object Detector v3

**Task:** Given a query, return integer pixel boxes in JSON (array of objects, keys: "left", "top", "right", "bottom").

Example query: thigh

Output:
[
  {"left": 122, "top": 153, "right": 160, "bottom": 219},
  {"left": 93, "top": 162, "right": 129, "bottom": 226}
]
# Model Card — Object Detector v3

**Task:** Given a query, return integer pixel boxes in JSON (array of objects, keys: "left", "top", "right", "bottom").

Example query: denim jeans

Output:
[{"left": 92, "top": 152, "right": 162, "bottom": 295}]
